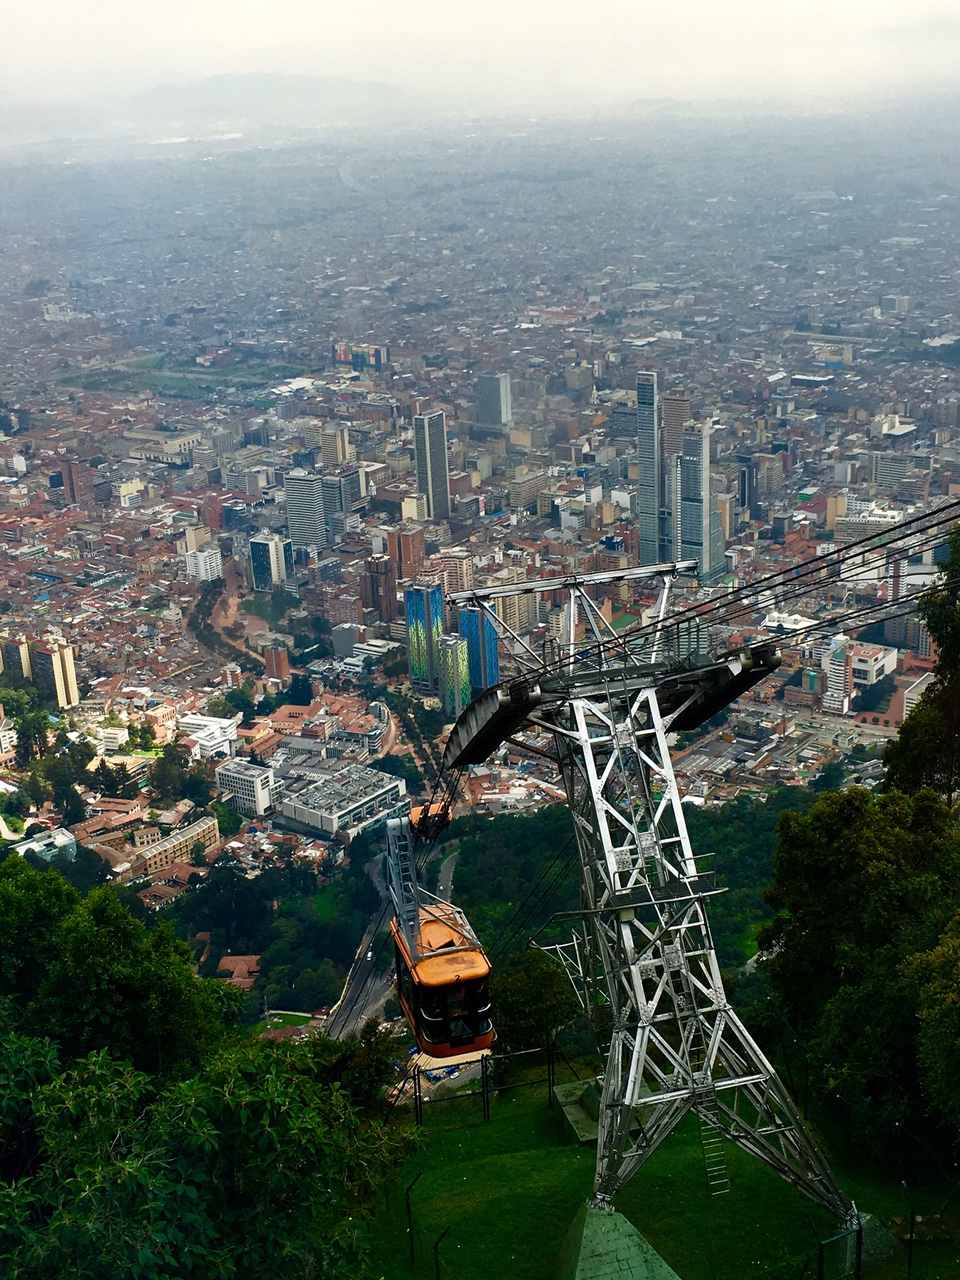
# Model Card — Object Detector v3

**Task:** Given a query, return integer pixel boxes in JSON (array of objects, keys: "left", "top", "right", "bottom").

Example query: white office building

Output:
[
  {"left": 215, "top": 759, "right": 276, "bottom": 817},
  {"left": 185, "top": 541, "right": 223, "bottom": 582}
]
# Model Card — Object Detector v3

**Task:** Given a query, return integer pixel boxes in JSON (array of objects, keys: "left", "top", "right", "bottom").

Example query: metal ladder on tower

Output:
[{"left": 665, "top": 943, "right": 731, "bottom": 1196}]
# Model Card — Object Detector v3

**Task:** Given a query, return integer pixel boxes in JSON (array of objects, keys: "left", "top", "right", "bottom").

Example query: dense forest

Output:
[{"left": 0, "top": 856, "right": 406, "bottom": 1277}]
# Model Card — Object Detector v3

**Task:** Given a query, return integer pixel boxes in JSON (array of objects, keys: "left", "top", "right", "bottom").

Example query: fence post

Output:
[
  {"left": 854, "top": 1220, "right": 863, "bottom": 1279},
  {"left": 481, "top": 1053, "right": 491, "bottom": 1122},
  {"left": 907, "top": 1207, "right": 915, "bottom": 1278},
  {"left": 547, "top": 1040, "right": 555, "bottom": 1108},
  {"left": 414, "top": 1066, "right": 423, "bottom": 1127},
  {"left": 405, "top": 1171, "right": 423, "bottom": 1264},
  {"left": 434, "top": 1226, "right": 451, "bottom": 1280}
]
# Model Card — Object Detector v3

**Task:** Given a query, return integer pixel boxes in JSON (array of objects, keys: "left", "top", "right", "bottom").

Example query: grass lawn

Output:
[
  {"left": 368, "top": 1082, "right": 960, "bottom": 1280},
  {"left": 240, "top": 595, "right": 290, "bottom": 628},
  {"left": 249, "top": 1011, "right": 311, "bottom": 1037},
  {"left": 312, "top": 885, "right": 340, "bottom": 923}
]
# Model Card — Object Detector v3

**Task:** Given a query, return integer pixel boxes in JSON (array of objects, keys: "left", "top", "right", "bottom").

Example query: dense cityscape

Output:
[{"left": 3, "top": 79, "right": 960, "bottom": 1279}]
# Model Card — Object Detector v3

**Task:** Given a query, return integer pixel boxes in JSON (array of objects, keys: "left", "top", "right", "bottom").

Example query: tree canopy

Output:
[
  {"left": 760, "top": 786, "right": 960, "bottom": 1149},
  {"left": 0, "top": 1025, "right": 407, "bottom": 1280}
]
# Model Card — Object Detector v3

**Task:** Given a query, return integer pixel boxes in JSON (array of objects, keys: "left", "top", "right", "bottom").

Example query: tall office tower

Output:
[
  {"left": 660, "top": 392, "right": 692, "bottom": 458},
  {"left": 413, "top": 409, "right": 451, "bottom": 520},
  {"left": 185, "top": 541, "right": 223, "bottom": 583},
  {"left": 438, "top": 635, "right": 471, "bottom": 718},
  {"left": 321, "top": 424, "right": 353, "bottom": 469},
  {"left": 30, "top": 641, "right": 79, "bottom": 709},
  {"left": 249, "top": 532, "right": 293, "bottom": 593},
  {"left": 459, "top": 605, "right": 500, "bottom": 696},
  {"left": 476, "top": 372, "right": 512, "bottom": 426},
  {"left": 405, "top": 581, "right": 444, "bottom": 692},
  {"left": 183, "top": 524, "right": 211, "bottom": 554},
  {"left": 385, "top": 524, "right": 425, "bottom": 580},
  {"left": 321, "top": 465, "right": 363, "bottom": 546},
  {"left": 363, "top": 554, "right": 398, "bottom": 623},
  {"left": 264, "top": 645, "right": 291, "bottom": 684},
  {"left": 679, "top": 421, "right": 725, "bottom": 581},
  {"left": 440, "top": 548, "right": 475, "bottom": 607},
  {"left": 65, "top": 462, "right": 96, "bottom": 509},
  {"left": 284, "top": 470, "right": 326, "bottom": 550},
  {"left": 635, "top": 371, "right": 661, "bottom": 565},
  {"left": 737, "top": 453, "right": 759, "bottom": 521},
  {"left": 1, "top": 635, "right": 32, "bottom": 681}
]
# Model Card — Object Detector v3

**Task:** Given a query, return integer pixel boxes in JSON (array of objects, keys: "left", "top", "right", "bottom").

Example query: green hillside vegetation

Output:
[
  {"left": 168, "top": 846, "right": 380, "bottom": 1015},
  {"left": 0, "top": 856, "right": 406, "bottom": 1277}
]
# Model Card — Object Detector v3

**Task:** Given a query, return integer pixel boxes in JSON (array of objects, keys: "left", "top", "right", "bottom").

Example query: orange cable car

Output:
[{"left": 386, "top": 812, "right": 495, "bottom": 1059}]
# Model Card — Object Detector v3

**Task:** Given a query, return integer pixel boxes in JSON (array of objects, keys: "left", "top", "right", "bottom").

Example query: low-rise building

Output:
[
  {"left": 278, "top": 763, "right": 408, "bottom": 837},
  {"left": 178, "top": 713, "right": 238, "bottom": 760},
  {"left": 215, "top": 759, "right": 277, "bottom": 817},
  {"left": 13, "top": 827, "right": 77, "bottom": 863}
]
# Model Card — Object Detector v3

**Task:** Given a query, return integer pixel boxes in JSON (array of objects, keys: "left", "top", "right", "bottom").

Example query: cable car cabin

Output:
[
  {"left": 391, "top": 902, "right": 494, "bottom": 1059},
  {"left": 409, "top": 801, "right": 451, "bottom": 842}
]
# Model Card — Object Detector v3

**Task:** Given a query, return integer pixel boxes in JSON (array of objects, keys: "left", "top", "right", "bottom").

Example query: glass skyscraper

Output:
[
  {"left": 284, "top": 469, "right": 325, "bottom": 550},
  {"left": 413, "top": 409, "right": 450, "bottom": 521},
  {"left": 405, "top": 581, "right": 444, "bottom": 692},
  {"left": 679, "top": 421, "right": 724, "bottom": 581},
  {"left": 439, "top": 635, "right": 471, "bottom": 718},
  {"left": 458, "top": 605, "right": 500, "bottom": 696},
  {"left": 635, "top": 371, "right": 661, "bottom": 566}
]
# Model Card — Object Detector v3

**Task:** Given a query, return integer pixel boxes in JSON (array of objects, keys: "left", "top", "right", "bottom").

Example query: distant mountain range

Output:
[{"left": 0, "top": 74, "right": 423, "bottom": 147}]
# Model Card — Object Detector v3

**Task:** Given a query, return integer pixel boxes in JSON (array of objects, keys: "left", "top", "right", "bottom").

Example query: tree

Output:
[
  {"left": 288, "top": 673, "right": 314, "bottom": 706},
  {"left": 150, "top": 742, "right": 190, "bottom": 805},
  {"left": 885, "top": 524, "right": 960, "bottom": 803},
  {"left": 14, "top": 712, "right": 50, "bottom": 768},
  {"left": 0, "top": 1028, "right": 408, "bottom": 1279},
  {"left": 762, "top": 787, "right": 960, "bottom": 1032},
  {"left": 370, "top": 752, "right": 424, "bottom": 795},
  {"left": 0, "top": 862, "right": 241, "bottom": 1077},
  {"left": 760, "top": 786, "right": 960, "bottom": 1149},
  {"left": 0, "top": 857, "right": 80, "bottom": 1006},
  {"left": 810, "top": 758, "right": 845, "bottom": 793},
  {"left": 491, "top": 949, "right": 579, "bottom": 1053}
]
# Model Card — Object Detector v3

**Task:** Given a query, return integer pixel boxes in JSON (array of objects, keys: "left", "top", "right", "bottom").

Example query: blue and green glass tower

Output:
[
  {"left": 405, "top": 581, "right": 444, "bottom": 692},
  {"left": 458, "top": 605, "right": 500, "bottom": 697},
  {"left": 439, "top": 635, "right": 471, "bottom": 717}
]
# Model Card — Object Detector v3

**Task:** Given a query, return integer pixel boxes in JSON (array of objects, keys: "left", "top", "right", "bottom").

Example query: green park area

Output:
[{"left": 370, "top": 1083, "right": 960, "bottom": 1280}]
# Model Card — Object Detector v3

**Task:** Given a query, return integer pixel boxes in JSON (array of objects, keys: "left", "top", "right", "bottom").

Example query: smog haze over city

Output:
[{"left": 4, "top": 4, "right": 960, "bottom": 1276}]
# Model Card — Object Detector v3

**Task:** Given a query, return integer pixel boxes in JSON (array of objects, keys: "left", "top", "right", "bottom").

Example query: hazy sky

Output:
[{"left": 5, "top": 0, "right": 960, "bottom": 108}]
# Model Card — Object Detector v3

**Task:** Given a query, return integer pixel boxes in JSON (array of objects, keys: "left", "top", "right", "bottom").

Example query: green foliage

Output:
[
  {"left": 0, "top": 860, "right": 241, "bottom": 1077},
  {"left": 761, "top": 786, "right": 960, "bottom": 1149},
  {"left": 370, "top": 751, "right": 424, "bottom": 794},
  {"left": 452, "top": 805, "right": 577, "bottom": 952},
  {"left": 169, "top": 853, "right": 377, "bottom": 1012},
  {"left": 491, "top": 950, "right": 579, "bottom": 1053},
  {"left": 810, "top": 757, "right": 846, "bottom": 792},
  {"left": 684, "top": 787, "right": 817, "bottom": 968},
  {"left": 0, "top": 1025, "right": 408, "bottom": 1279},
  {"left": 149, "top": 742, "right": 213, "bottom": 807},
  {"left": 884, "top": 524, "right": 960, "bottom": 803},
  {"left": 288, "top": 672, "right": 314, "bottom": 705},
  {"left": 210, "top": 799, "right": 243, "bottom": 838}
]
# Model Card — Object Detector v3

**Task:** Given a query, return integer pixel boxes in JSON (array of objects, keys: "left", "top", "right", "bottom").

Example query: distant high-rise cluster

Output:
[{"left": 633, "top": 372, "right": 723, "bottom": 580}]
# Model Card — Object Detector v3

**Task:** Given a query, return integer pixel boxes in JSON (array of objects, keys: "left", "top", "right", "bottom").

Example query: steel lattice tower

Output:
[{"left": 444, "top": 563, "right": 853, "bottom": 1222}]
